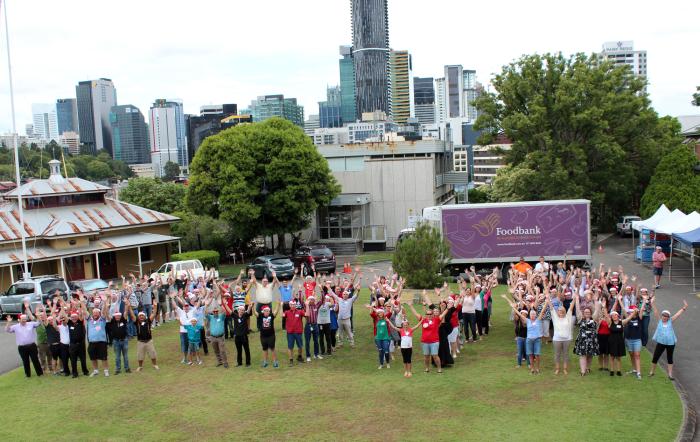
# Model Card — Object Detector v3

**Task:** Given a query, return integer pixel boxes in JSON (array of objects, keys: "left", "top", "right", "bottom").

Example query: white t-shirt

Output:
[
  {"left": 58, "top": 323, "right": 70, "bottom": 345},
  {"left": 461, "top": 296, "right": 475, "bottom": 314},
  {"left": 534, "top": 262, "right": 550, "bottom": 273},
  {"left": 551, "top": 311, "right": 574, "bottom": 341},
  {"left": 400, "top": 329, "right": 413, "bottom": 348},
  {"left": 474, "top": 295, "right": 483, "bottom": 311},
  {"left": 255, "top": 282, "right": 273, "bottom": 304}
]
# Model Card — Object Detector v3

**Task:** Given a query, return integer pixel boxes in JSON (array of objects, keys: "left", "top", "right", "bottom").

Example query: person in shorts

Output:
[
  {"left": 254, "top": 303, "right": 280, "bottom": 368},
  {"left": 183, "top": 317, "right": 203, "bottom": 365},
  {"left": 283, "top": 300, "right": 304, "bottom": 365},
  {"left": 406, "top": 299, "right": 450, "bottom": 374},
  {"left": 85, "top": 294, "right": 110, "bottom": 377},
  {"left": 127, "top": 302, "right": 159, "bottom": 371}
]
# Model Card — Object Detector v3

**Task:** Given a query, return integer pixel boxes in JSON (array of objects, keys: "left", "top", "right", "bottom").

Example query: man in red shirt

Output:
[
  {"left": 652, "top": 246, "right": 666, "bottom": 289},
  {"left": 407, "top": 299, "right": 450, "bottom": 373},
  {"left": 282, "top": 301, "right": 304, "bottom": 365}
]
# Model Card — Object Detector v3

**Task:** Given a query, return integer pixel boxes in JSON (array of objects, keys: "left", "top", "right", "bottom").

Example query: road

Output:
[{"left": 0, "top": 323, "right": 20, "bottom": 374}]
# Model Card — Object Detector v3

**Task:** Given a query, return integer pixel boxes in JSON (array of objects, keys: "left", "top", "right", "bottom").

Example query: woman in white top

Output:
[
  {"left": 546, "top": 295, "right": 575, "bottom": 375},
  {"left": 460, "top": 286, "right": 478, "bottom": 343},
  {"left": 387, "top": 319, "right": 421, "bottom": 378}
]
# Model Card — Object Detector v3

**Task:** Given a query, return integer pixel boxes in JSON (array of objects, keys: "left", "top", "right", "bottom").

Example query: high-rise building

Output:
[
  {"left": 149, "top": 99, "right": 188, "bottom": 177},
  {"left": 389, "top": 50, "right": 413, "bottom": 124},
  {"left": 304, "top": 114, "right": 320, "bottom": 136},
  {"left": 248, "top": 95, "right": 304, "bottom": 127},
  {"left": 463, "top": 69, "right": 478, "bottom": 123},
  {"left": 435, "top": 66, "right": 479, "bottom": 125},
  {"left": 351, "top": 0, "right": 391, "bottom": 116},
  {"left": 339, "top": 45, "right": 357, "bottom": 124},
  {"left": 110, "top": 105, "right": 150, "bottom": 165},
  {"left": 601, "top": 41, "right": 647, "bottom": 79},
  {"left": 59, "top": 131, "right": 80, "bottom": 155},
  {"left": 319, "top": 86, "right": 343, "bottom": 128},
  {"left": 75, "top": 78, "right": 117, "bottom": 155},
  {"left": 413, "top": 77, "right": 435, "bottom": 125},
  {"left": 56, "top": 98, "right": 78, "bottom": 136},
  {"left": 186, "top": 104, "right": 249, "bottom": 161},
  {"left": 434, "top": 77, "right": 446, "bottom": 124},
  {"left": 31, "top": 103, "right": 59, "bottom": 141}
]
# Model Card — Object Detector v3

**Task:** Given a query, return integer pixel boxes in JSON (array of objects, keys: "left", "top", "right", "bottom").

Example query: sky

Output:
[{"left": 0, "top": 0, "right": 698, "bottom": 133}]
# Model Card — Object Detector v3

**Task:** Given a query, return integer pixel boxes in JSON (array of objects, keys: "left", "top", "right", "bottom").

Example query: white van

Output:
[{"left": 153, "top": 260, "right": 218, "bottom": 284}]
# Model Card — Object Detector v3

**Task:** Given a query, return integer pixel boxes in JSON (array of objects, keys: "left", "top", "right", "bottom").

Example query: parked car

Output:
[
  {"left": 68, "top": 278, "right": 109, "bottom": 295},
  {"left": 0, "top": 275, "right": 70, "bottom": 316},
  {"left": 154, "top": 259, "right": 218, "bottom": 284},
  {"left": 292, "top": 245, "right": 336, "bottom": 276},
  {"left": 397, "top": 228, "right": 415, "bottom": 244},
  {"left": 246, "top": 255, "right": 295, "bottom": 280},
  {"left": 616, "top": 215, "right": 641, "bottom": 236}
]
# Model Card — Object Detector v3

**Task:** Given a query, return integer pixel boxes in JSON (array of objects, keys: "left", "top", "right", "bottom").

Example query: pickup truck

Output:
[{"left": 616, "top": 215, "right": 641, "bottom": 236}]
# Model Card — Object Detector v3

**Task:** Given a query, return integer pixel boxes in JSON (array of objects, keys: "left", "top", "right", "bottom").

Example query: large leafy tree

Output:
[
  {"left": 392, "top": 223, "right": 450, "bottom": 289},
  {"left": 119, "top": 177, "right": 186, "bottom": 214},
  {"left": 475, "top": 53, "right": 683, "bottom": 226},
  {"left": 171, "top": 211, "right": 232, "bottom": 256},
  {"left": 163, "top": 161, "right": 180, "bottom": 181},
  {"left": 187, "top": 118, "right": 340, "bottom": 244},
  {"left": 639, "top": 146, "right": 700, "bottom": 218}
]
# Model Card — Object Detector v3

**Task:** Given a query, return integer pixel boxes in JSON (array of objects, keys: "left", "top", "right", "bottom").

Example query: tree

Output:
[
  {"left": 639, "top": 146, "right": 700, "bottom": 218},
  {"left": 171, "top": 211, "right": 232, "bottom": 256},
  {"left": 392, "top": 223, "right": 451, "bottom": 289},
  {"left": 163, "top": 161, "right": 180, "bottom": 181},
  {"left": 119, "top": 177, "right": 186, "bottom": 214},
  {"left": 187, "top": 118, "right": 340, "bottom": 246},
  {"left": 693, "top": 86, "right": 700, "bottom": 107},
  {"left": 86, "top": 160, "right": 113, "bottom": 181},
  {"left": 467, "top": 186, "right": 490, "bottom": 203},
  {"left": 474, "top": 53, "right": 683, "bottom": 227}
]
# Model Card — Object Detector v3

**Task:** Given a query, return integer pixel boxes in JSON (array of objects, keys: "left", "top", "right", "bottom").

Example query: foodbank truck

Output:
[{"left": 421, "top": 199, "right": 592, "bottom": 271}]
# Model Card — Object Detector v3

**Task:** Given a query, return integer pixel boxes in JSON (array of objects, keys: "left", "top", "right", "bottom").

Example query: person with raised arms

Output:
[
  {"left": 648, "top": 298, "right": 688, "bottom": 380},
  {"left": 406, "top": 294, "right": 450, "bottom": 374}
]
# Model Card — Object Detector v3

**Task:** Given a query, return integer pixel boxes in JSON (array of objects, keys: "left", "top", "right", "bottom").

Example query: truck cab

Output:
[{"left": 616, "top": 215, "right": 641, "bottom": 236}]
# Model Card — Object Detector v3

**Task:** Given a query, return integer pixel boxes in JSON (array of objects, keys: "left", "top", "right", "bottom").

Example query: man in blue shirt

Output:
[
  {"left": 207, "top": 301, "right": 230, "bottom": 368},
  {"left": 85, "top": 293, "right": 110, "bottom": 377}
]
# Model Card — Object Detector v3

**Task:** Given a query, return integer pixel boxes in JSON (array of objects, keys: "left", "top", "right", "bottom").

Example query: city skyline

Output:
[{"left": 0, "top": 0, "right": 698, "bottom": 133}]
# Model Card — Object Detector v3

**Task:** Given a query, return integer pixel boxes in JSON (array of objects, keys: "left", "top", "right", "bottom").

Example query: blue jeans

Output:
[
  {"left": 113, "top": 338, "right": 129, "bottom": 371},
  {"left": 641, "top": 315, "right": 650, "bottom": 346},
  {"left": 142, "top": 304, "right": 152, "bottom": 323},
  {"left": 516, "top": 337, "right": 528, "bottom": 366},
  {"left": 179, "top": 332, "right": 189, "bottom": 355},
  {"left": 375, "top": 339, "right": 391, "bottom": 365},
  {"left": 127, "top": 316, "right": 137, "bottom": 337},
  {"left": 304, "top": 323, "right": 320, "bottom": 358}
]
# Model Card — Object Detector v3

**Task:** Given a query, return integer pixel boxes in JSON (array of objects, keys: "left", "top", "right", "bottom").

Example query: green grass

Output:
[
  {"left": 217, "top": 263, "right": 246, "bottom": 278},
  {"left": 0, "top": 287, "right": 682, "bottom": 441},
  {"left": 353, "top": 251, "right": 394, "bottom": 265}
]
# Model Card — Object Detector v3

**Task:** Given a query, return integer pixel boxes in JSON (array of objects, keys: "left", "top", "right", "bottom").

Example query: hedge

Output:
[{"left": 171, "top": 250, "right": 220, "bottom": 268}]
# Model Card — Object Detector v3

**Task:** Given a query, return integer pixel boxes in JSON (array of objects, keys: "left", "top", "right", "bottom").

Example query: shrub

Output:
[
  {"left": 171, "top": 250, "right": 220, "bottom": 268},
  {"left": 392, "top": 223, "right": 451, "bottom": 289}
]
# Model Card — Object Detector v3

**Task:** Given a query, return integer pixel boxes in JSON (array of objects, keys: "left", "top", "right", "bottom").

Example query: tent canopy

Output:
[
  {"left": 632, "top": 204, "right": 670, "bottom": 231},
  {"left": 655, "top": 211, "right": 700, "bottom": 235},
  {"left": 673, "top": 227, "right": 700, "bottom": 247}
]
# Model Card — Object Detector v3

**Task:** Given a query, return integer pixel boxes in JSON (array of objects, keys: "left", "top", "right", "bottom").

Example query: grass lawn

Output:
[
  {"left": 217, "top": 263, "right": 246, "bottom": 279},
  {"left": 0, "top": 287, "right": 682, "bottom": 441},
  {"left": 353, "top": 251, "right": 394, "bottom": 265}
]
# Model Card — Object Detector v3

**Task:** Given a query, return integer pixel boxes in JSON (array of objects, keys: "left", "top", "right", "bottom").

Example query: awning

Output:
[
  {"left": 0, "top": 232, "right": 179, "bottom": 266},
  {"left": 655, "top": 211, "right": 700, "bottom": 235},
  {"left": 673, "top": 227, "right": 700, "bottom": 248}
]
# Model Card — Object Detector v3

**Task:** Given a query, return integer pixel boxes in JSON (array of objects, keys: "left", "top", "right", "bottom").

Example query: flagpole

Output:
[{"left": 3, "top": 0, "right": 29, "bottom": 279}]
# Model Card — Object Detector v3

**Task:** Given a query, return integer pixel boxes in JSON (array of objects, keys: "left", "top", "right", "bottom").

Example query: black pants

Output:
[
  {"left": 200, "top": 328, "right": 208, "bottom": 354},
  {"left": 318, "top": 324, "right": 333, "bottom": 355},
  {"left": 481, "top": 309, "right": 490, "bottom": 335},
  {"left": 652, "top": 343, "right": 675, "bottom": 365},
  {"left": 69, "top": 342, "right": 89, "bottom": 376},
  {"left": 463, "top": 313, "right": 478, "bottom": 341},
  {"left": 17, "top": 343, "right": 43, "bottom": 377},
  {"left": 475, "top": 310, "right": 483, "bottom": 336},
  {"left": 234, "top": 335, "right": 250, "bottom": 366},
  {"left": 59, "top": 343, "right": 70, "bottom": 375},
  {"left": 330, "top": 327, "right": 337, "bottom": 348}
]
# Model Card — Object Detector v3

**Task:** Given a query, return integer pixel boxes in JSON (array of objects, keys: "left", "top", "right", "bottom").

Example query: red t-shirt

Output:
[
  {"left": 283, "top": 309, "right": 304, "bottom": 334},
  {"left": 303, "top": 281, "right": 316, "bottom": 298},
  {"left": 420, "top": 316, "right": 440, "bottom": 344},
  {"left": 598, "top": 319, "right": 610, "bottom": 335},
  {"left": 450, "top": 307, "right": 460, "bottom": 328}
]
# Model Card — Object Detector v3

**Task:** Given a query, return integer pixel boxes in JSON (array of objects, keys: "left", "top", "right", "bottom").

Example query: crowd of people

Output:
[{"left": 3, "top": 257, "right": 689, "bottom": 384}]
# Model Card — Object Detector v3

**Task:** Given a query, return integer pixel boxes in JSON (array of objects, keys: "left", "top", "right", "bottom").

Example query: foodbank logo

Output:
[{"left": 473, "top": 213, "right": 500, "bottom": 236}]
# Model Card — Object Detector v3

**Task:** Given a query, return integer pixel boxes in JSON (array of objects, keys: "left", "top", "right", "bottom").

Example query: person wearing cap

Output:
[
  {"left": 546, "top": 292, "right": 575, "bottom": 375},
  {"left": 253, "top": 302, "right": 281, "bottom": 368},
  {"left": 317, "top": 294, "right": 334, "bottom": 357},
  {"left": 505, "top": 294, "right": 548, "bottom": 374},
  {"left": 473, "top": 283, "right": 484, "bottom": 339},
  {"left": 303, "top": 295, "right": 323, "bottom": 362},
  {"left": 652, "top": 246, "right": 666, "bottom": 289},
  {"left": 637, "top": 288, "right": 653, "bottom": 346},
  {"left": 278, "top": 269, "right": 297, "bottom": 331},
  {"left": 648, "top": 298, "right": 688, "bottom": 380},
  {"left": 387, "top": 317, "right": 421, "bottom": 377},
  {"left": 42, "top": 312, "right": 61, "bottom": 375},
  {"left": 460, "top": 285, "right": 478, "bottom": 344},
  {"left": 108, "top": 303, "right": 130, "bottom": 374},
  {"left": 283, "top": 299, "right": 305, "bottom": 365},
  {"left": 84, "top": 293, "right": 111, "bottom": 377},
  {"left": 232, "top": 304, "right": 253, "bottom": 367},
  {"left": 573, "top": 294, "right": 601, "bottom": 376},
  {"left": 205, "top": 289, "right": 230, "bottom": 369},
  {"left": 596, "top": 296, "right": 611, "bottom": 373},
  {"left": 406, "top": 296, "right": 450, "bottom": 374},
  {"left": 620, "top": 294, "right": 648, "bottom": 380},
  {"left": 602, "top": 300, "right": 626, "bottom": 377},
  {"left": 66, "top": 298, "right": 90, "bottom": 378},
  {"left": 172, "top": 292, "right": 201, "bottom": 363},
  {"left": 127, "top": 300, "right": 160, "bottom": 371},
  {"left": 366, "top": 305, "right": 392, "bottom": 369},
  {"left": 333, "top": 285, "right": 359, "bottom": 348},
  {"left": 182, "top": 317, "right": 203, "bottom": 365},
  {"left": 4, "top": 308, "right": 44, "bottom": 378}
]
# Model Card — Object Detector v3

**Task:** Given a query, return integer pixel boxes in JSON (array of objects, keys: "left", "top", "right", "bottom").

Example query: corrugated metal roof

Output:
[
  {"left": 5, "top": 177, "right": 110, "bottom": 197},
  {"left": 0, "top": 232, "right": 179, "bottom": 266}
]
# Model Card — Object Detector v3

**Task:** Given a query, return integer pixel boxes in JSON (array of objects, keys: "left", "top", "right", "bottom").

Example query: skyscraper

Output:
[
  {"left": 463, "top": 69, "right": 478, "bottom": 122},
  {"left": 434, "top": 77, "right": 446, "bottom": 124},
  {"left": 413, "top": 77, "right": 435, "bottom": 125},
  {"left": 435, "top": 66, "right": 479, "bottom": 124},
  {"left": 319, "top": 86, "right": 343, "bottom": 128},
  {"left": 31, "top": 103, "right": 59, "bottom": 141},
  {"left": 56, "top": 98, "right": 79, "bottom": 135},
  {"left": 110, "top": 105, "right": 150, "bottom": 165},
  {"left": 601, "top": 41, "right": 647, "bottom": 80},
  {"left": 351, "top": 0, "right": 390, "bottom": 116},
  {"left": 149, "top": 99, "right": 188, "bottom": 176},
  {"left": 389, "top": 50, "right": 413, "bottom": 124},
  {"left": 186, "top": 103, "right": 240, "bottom": 161},
  {"left": 75, "top": 78, "right": 117, "bottom": 155},
  {"left": 248, "top": 95, "right": 304, "bottom": 127},
  {"left": 339, "top": 45, "right": 357, "bottom": 124}
]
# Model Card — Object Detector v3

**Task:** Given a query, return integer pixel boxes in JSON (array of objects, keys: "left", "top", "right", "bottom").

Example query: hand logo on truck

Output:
[{"left": 472, "top": 213, "right": 500, "bottom": 237}]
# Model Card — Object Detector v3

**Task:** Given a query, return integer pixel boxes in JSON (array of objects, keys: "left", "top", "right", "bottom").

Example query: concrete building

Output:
[
  {"left": 339, "top": 45, "right": 357, "bottom": 124},
  {"left": 149, "top": 99, "right": 188, "bottom": 177},
  {"left": 31, "top": 104, "right": 59, "bottom": 141},
  {"left": 413, "top": 76, "right": 435, "bottom": 125},
  {"left": 352, "top": 0, "right": 391, "bottom": 116},
  {"left": 185, "top": 103, "right": 240, "bottom": 161},
  {"left": 304, "top": 114, "right": 320, "bottom": 136},
  {"left": 434, "top": 77, "right": 446, "bottom": 124},
  {"left": 110, "top": 105, "right": 150, "bottom": 165},
  {"left": 0, "top": 160, "right": 179, "bottom": 289},
  {"left": 306, "top": 139, "right": 454, "bottom": 253},
  {"left": 75, "top": 78, "right": 117, "bottom": 155},
  {"left": 59, "top": 131, "right": 80, "bottom": 155},
  {"left": 389, "top": 50, "right": 414, "bottom": 124},
  {"left": 471, "top": 134, "right": 512, "bottom": 186},
  {"left": 248, "top": 94, "right": 304, "bottom": 127},
  {"left": 434, "top": 66, "right": 479, "bottom": 125},
  {"left": 129, "top": 163, "right": 156, "bottom": 178},
  {"left": 601, "top": 41, "right": 647, "bottom": 80},
  {"left": 312, "top": 127, "right": 350, "bottom": 146},
  {"left": 56, "top": 98, "right": 79, "bottom": 136},
  {"left": 319, "top": 86, "right": 342, "bottom": 128}
]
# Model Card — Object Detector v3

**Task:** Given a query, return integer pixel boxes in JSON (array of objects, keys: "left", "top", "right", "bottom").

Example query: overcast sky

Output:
[{"left": 0, "top": 0, "right": 697, "bottom": 133}]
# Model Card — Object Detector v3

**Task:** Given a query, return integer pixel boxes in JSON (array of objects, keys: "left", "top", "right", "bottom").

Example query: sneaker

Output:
[
  {"left": 125, "top": 368, "right": 131, "bottom": 373},
  {"left": 104, "top": 370, "right": 109, "bottom": 377},
  {"left": 136, "top": 367, "right": 143, "bottom": 372},
  {"left": 386, "top": 363, "right": 390, "bottom": 369},
  {"left": 610, "top": 371, "right": 614, "bottom": 377},
  {"left": 187, "top": 361, "right": 193, "bottom": 366},
  {"left": 378, "top": 365, "right": 383, "bottom": 370},
  {"left": 297, "top": 355, "right": 303, "bottom": 363},
  {"left": 197, "top": 360, "right": 203, "bottom": 365},
  {"left": 627, "top": 370, "right": 637, "bottom": 375},
  {"left": 153, "top": 365, "right": 159, "bottom": 370},
  {"left": 89, "top": 370, "right": 99, "bottom": 377},
  {"left": 289, "top": 358, "right": 294, "bottom": 366},
  {"left": 262, "top": 360, "right": 269, "bottom": 368},
  {"left": 273, "top": 360, "right": 279, "bottom": 368},
  {"left": 636, "top": 373, "right": 642, "bottom": 380},
  {"left": 180, "top": 359, "right": 187, "bottom": 364},
  {"left": 306, "top": 357, "right": 311, "bottom": 362},
  {"left": 115, "top": 370, "right": 121, "bottom": 375},
  {"left": 617, "top": 371, "right": 622, "bottom": 376},
  {"left": 317, "top": 355, "right": 323, "bottom": 360}
]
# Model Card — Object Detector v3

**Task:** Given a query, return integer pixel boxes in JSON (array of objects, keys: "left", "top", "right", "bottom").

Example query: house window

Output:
[{"left": 140, "top": 246, "right": 152, "bottom": 263}]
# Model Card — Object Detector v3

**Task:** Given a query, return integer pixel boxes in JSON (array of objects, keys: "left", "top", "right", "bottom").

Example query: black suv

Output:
[{"left": 292, "top": 245, "right": 336, "bottom": 276}]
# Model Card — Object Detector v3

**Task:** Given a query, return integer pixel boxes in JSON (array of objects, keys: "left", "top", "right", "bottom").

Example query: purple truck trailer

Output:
[{"left": 422, "top": 200, "right": 591, "bottom": 265}]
